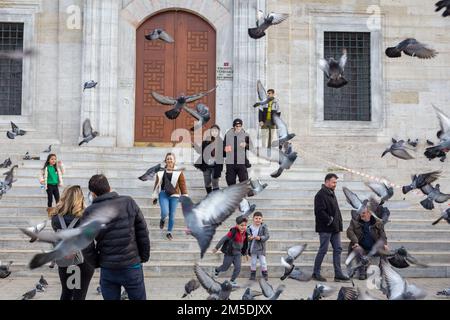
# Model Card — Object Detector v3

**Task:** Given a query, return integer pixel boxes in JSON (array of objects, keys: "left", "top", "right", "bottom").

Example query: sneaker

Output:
[
  {"left": 159, "top": 219, "right": 165, "bottom": 230},
  {"left": 312, "top": 273, "right": 327, "bottom": 282},
  {"left": 249, "top": 271, "right": 256, "bottom": 281},
  {"left": 334, "top": 274, "right": 351, "bottom": 282},
  {"left": 261, "top": 271, "right": 269, "bottom": 281},
  {"left": 166, "top": 233, "right": 173, "bottom": 240},
  {"left": 48, "top": 261, "right": 55, "bottom": 269}
]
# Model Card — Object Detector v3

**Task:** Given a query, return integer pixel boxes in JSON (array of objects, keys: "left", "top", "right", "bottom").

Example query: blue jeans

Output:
[
  {"left": 313, "top": 232, "right": 344, "bottom": 277},
  {"left": 159, "top": 191, "right": 179, "bottom": 233},
  {"left": 100, "top": 266, "right": 146, "bottom": 300}
]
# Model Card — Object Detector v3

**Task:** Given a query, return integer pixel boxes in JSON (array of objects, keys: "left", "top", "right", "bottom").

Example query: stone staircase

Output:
[{"left": 0, "top": 144, "right": 449, "bottom": 279}]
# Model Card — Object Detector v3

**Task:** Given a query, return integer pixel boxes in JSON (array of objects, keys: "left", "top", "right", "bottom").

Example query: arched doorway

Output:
[{"left": 135, "top": 10, "right": 217, "bottom": 145}]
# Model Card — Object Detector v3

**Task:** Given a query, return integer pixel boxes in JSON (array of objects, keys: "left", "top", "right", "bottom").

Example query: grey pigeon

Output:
[
  {"left": 432, "top": 208, "right": 450, "bottom": 225},
  {"left": 138, "top": 164, "right": 162, "bottom": 181},
  {"left": 151, "top": 86, "right": 217, "bottom": 120},
  {"left": 182, "top": 279, "right": 201, "bottom": 298},
  {"left": 121, "top": 290, "right": 128, "bottom": 300},
  {"left": 419, "top": 183, "right": 450, "bottom": 210},
  {"left": 366, "top": 181, "right": 394, "bottom": 205},
  {"left": 96, "top": 286, "right": 101, "bottom": 295},
  {"left": 309, "top": 284, "right": 335, "bottom": 300},
  {"left": 180, "top": 181, "right": 251, "bottom": 258},
  {"left": 337, "top": 285, "right": 358, "bottom": 300},
  {"left": 254, "top": 148, "right": 298, "bottom": 178},
  {"left": 381, "top": 246, "right": 429, "bottom": 269},
  {"left": 238, "top": 198, "right": 256, "bottom": 219},
  {"left": 271, "top": 113, "right": 296, "bottom": 148},
  {"left": 184, "top": 104, "right": 211, "bottom": 132},
  {"left": 194, "top": 264, "right": 232, "bottom": 300},
  {"left": 254, "top": 80, "right": 271, "bottom": 107},
  {"left": 21, "top": 289, "right": 36, "bottom": 300},
  {"left": 436, "top": 0, "right": 450, "bottom": 17},
  {"left": 385, "top": 38, "right": 437, "bottom": 59},
  {"left": 145, "top": 28, "right": 175, "bottom": 43},
  {"left": 39, "top": 275, "right": 48, "bottom": 287},
  {"left": 79, "top": 119, "right": 99, "bottom": 146},
  {"left": 437, "top": 288, "right": 450, "bottom": 296},
  {"left": 0, "top": 261, "right": 13, "bottom": 279},
  {"left": 42, "top": 145, "right": 52, "bottom": 153},
  {"left": 83, "top": 80, "right": 98, "bottom": 91},
  {"left": 7, "top": 121, "right": 26, "bottom": 139},
  {"left": 0, "top": 48, "right": 36, "bottom": 60},
  {"left": 35, "top": 283, "right": 45, "bottom": 292},
  {"left": 380, "top": 259, "right": 427, "bottom": 300},
  {"left": 424, "top": 105, "right": 450, "bottom": 162},
  {"left": 26, "top": 220, "right": 48, "bottom": 243},
  {"left": 381, "top": 139, "right": 414, "bottom": 160},
  {"left": 407, "top": 139, "right": 419, "bottom": 148},
  {"left": 2, "top": 165, "right": 18, "bottom": 191},
  {"left": 258, "top": 278, "right": 285, "bottom": 300},
  {"left": 249, "top": 178, "right": 268, "bottom": 196},
  {"left": 402, "top": 171, "right": 441, "bottom": 194},
  {"left": 23, "top": 152, "right": 39, "bottom": 161},
  {"left": 342, "top": 187, "right": 369, "bottom": 216},
  {"left": 368, "top": 197, "right": 391, "bottom": 225},
  {"left": 0, "top": 158, "right": 12, "bottom": 169},
  {"left": 319, "top": 49, "right": 348, "bottom": 88},
  {"left": 248, "top": 11, "right": 289, "bottom": 39},
  {"left": 280, "top": 244, "right": 309, "bottom": 281},
  {"left": 346, "top": 240, "right": 386, "bottom": 277}
]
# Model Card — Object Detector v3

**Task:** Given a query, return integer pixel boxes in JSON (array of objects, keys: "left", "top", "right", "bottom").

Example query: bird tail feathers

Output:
[
  {"left": 165, "top": 108, "right": 181, "bottom": 120},
  {"left": 420, "top": 198, "right": 434, "bottom": 211},
  {"left": 385, "top": 47, "right": 402, "bottom": 58},
  {"left": 29, "top": 251, "right": 59, "bottom": 270},
  {"left": 327, "top": 77, "right": 348, "bottom": 89},
  {"left": 248, "top": 28, "right": 266, "bottom": 39}
]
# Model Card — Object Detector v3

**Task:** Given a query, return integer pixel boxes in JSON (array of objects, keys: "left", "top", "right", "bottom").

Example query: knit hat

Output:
[
  {"left": 236, "top": 215, "right": 248, "bottom": 225},
  {"left": 233, "top": 118, "right": 243, "bottom": 127}
]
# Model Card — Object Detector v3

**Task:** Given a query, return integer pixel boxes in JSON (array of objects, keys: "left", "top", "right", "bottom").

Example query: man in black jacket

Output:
[
  {"left": 312, "top": 173, "right": 350, "bottom": 282},
  {"left": 83, "top": 174, "right": 150, "bottom": 300}
]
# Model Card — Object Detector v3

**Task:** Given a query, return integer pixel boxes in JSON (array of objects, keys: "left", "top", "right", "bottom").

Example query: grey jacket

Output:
[{"left": 247, "top": 223, "right": 270, "bottom": 256}]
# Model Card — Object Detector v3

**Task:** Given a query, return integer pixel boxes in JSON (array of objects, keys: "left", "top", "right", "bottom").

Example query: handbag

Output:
[{"left": 55, "top": 215, "right": 84, "bottom": 267}]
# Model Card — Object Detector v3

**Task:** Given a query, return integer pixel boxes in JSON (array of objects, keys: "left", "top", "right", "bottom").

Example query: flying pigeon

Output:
[
  {"left": 435, "top": 0, "right": 450, "bottom": 17},
  {"left": 419, "top": 183, "right": 450, "bottom": 210},
  {"left": 6, "top": 121, "right": 26, "bottom": 139},
  {"left": 258, "top": 278, "right": 285, "bottom": 300},
  {"left": 309, "top": 284, "right": 335, "bottom": 300},
  {"left": 138, "top": 164, "right": 162, "bottom": 181},
  {"left": 385, "top": 38, "right": 437, "bottom": 59},
  {"left": 345, "top": 240, "right": 386, "bottom": 277},
  {"left": 248, "top": 11, "right": 289, "bottom": 39},
  {"left": 180, "top": 181, "right": 251, "bottom": 258},
  {"left": 25, "top": 220, "right": 48, "bottom": 243},
  {"left": 83, "top": 80, "right": 98, "bottom": 91},
  {"left": 183, "top": 104, "right": 211, "bottom": 132},
  {"left": 254, "top": 148, "right": 298, "bottom": 179},
  {"left": 402, "top": 171, "right": 441, "bottom": 194},
  {"left": 39, "top": 275, "right": 48, "bottom": 287},
  {"left": 253, "top": 80, "right": 271, "bottom": 107},
  {"left": 379, "top": 246, "right": 429, "bottom": 269},
  {"left": 42, "top": 145, "right": 52, "bottom": 153},
  {"left": 342, "top": 187, "right": 369, "bottom": 216},
  {"left": 368, "top": 197, "right": 391, "bottom": 225},
  {"left": 194, "top": 264, "right": 233, "bottom": 300},
  {"left": 366, "top": 181, "right": 394, "bottom": 205},
  {"left": 432, "top": 208, "right": 450, "bottom": 225},
  {"left": 271, "top": 113, "right": 296, "bottom": 148},
  {"left": 380, "top": 259, "right": 427, "bottom": 300},
  {"left": 319, "top": 49, "right": 348, "bottom": 88},
  {"left": 21, "top": 289, "right": 37, "bottom": 300},
  {"left": 0, "top": 261, "right": 13, "bottom": 279},
  {"left": 381, "top": 139, "right": 414, "bottom": 160},
  {"left": 151, "top": 86, "right": 217, "bottom": 120},
  {"left": 407, "top": 139, "right": 419, "bottom": 148},
  {"left": 2, "top": 165, "right": 18, "bottom": 191},
  {"left": 238, "top": 198, "right": 256, "bottom": 219},
  {"left": 182, "top": 279, "right": 201, "bottom": 298},
  {"left": 79, "top": 119, "right": 99, "bottom": 146},
  {"left": 0, "top": 158, "right": 12, "bottom": 169},
  {"left": 424, "top": 105, "right": 450, "bottom": 162},
  {"left": 280, "top": 244, "right": 310, "bottom": 281},
  {"left": 145, "top": 28, "right": 175, "bottom": 43},
  {"left": 0, "top": 48, "right": 36, "bottom": 60},
  {"left": 248, "top": 178, "right": 268, "bottom": 197}
]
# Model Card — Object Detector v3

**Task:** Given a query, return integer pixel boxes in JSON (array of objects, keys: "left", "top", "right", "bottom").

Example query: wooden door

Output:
[{"left": 135, "top": 10, "right": 216, "bottom": 144}]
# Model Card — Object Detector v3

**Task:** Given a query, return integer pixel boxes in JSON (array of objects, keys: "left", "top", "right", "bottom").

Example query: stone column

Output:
[
  {"left": 232, "top": 0, "right": 267, "bottom": 130},
  {"left": 80, "top": 0, "right": 119, "bottom": 147}
]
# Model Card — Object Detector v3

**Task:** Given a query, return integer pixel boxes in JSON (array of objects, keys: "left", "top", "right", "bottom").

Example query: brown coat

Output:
[
  {"left": 346, "top": 215, "right": 387, "bottom": 250},
  {"left": 152, "top": 169, "right": 188, "bottom": 199}
]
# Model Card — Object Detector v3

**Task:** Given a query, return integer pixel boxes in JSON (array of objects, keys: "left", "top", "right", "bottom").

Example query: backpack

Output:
[{"left": 55, "top": 215, "right": 84, "bottom": 267}]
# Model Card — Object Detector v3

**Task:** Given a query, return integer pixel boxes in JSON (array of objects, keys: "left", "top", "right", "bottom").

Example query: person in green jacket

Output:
[{"left": 40, "top": 154, "right": 65, "bottom": 216}]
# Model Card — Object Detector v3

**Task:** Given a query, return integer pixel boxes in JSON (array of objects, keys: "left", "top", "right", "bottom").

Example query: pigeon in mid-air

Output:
[
  {"left": 385, "top": 38, "right": 437, "bottom": 59},
  {"left": 402, "top": 171, "right": 441, "bottom": 194},
  {"left": 0, "top": 261, "right": 13, "bottom": 279},
  {"left": 280, "top": 244, "right": 310, "bottom": 281},
  {"left": 0, "top": 158, "right": 12, "bottom": 169},
  {"left": 271, "top": 114, "right": 296, "bottom": 148},
  {"left": 308, "top": 284, "right": 335, "bottom": 300},
  {"left": 319, "top": 49, "right": 348, "bottom": 88},
  {"left": 6, "top": 121, "right": 26, "bottom": 139},
  {"left": 83, "top": 80, "right": 98, "bottom": 91},
  {"left": 138, "top": 164, "right": 162, "bottom": 181},
  {"left": 248, "top": 178, "right": 268, "bottom": 196},
  {"left": 0, "top": 48, "right": 36, "bottom": 60},
  {"left": 436, "top": 0, "right": 450, "bottom": 17},
  {"left": 345, "top": 240, "right": 386, "bottom": 277},
  {"left": 424, "top": 105, "right": 450, "bottom": 163},
  {"left": 194, "top": 264, "right": 233, "bottom": 300},
  {"left": 42, "top": 145, "right": 52, "bottom": 153},
  {"left": 182, "top": 279, "right": 201, "bottom": 298},
  {"left": 248, "top": 11, "right": 289, "bottom": 39},
  {"left": 21, "top": 289, "right": 37, "bottom": 300},
  {"left": 145, "top": 28, "right": 175, "bottom": 43},
  {"left": 151, "top": 87, "right": 217, "bottom": 120},
  {"left": 180, "top": 181, "right": 251, "bottom": 258},
  {"left": 432, "top": 208, "right": 450, "bottom": 225},
  {"left": 379, "top": 246, "right": 429, "bottom": 269},
  {"left": 407, "top": 139, "right": 419, "bottom": 148},
  {"left": 419, "top": 183, "right": 450, "bottom": 210},
  {"left": 79, "top": 119, "right": 99, "bottom": 146},
  {"left": 39, "top": 275, "right": 48, "bottom": 288},
  {"left": 368, "top": 197, "right": 391, "bottom": 225},
  {"left": 366, "top": 181, "right": 394, "bottom": 205},
  {"left": 254, "top": 148, "right": 298, "bottom": 179},
  {"left": 381, "top": 139, "right": 414, "bottom": 160},
  {"left": 183, "top": 104, "right": 211, "bottom": 132},
  {"left": 1, "top": 165, "right": 18, "bottom": 192},
  {"left": 238, "top": 198, "right": 256, "bottom": 219},
  {"left": 25, "top": 220, "right": 48, "bottom": 243},
  {"left": 258, "top": 278, "right": 285, "bottom": 300},
  {"left": 380, "top": 259, "right": 427, "bottom": 300},
  {"left": 342, "top": 187, "right": 369, "bottom": 216}
]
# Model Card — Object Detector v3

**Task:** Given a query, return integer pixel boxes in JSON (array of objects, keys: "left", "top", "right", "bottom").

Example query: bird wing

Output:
[
  {"left": 287, "top": 244, "right": 307, "bottom": 261},
  {"left": 345, "top": 249, "right": 358, "bottom": 266},
  {"left": 272, "top": 114, "right": 289, "bottom": 139},
  {"left": 403, "top": 40, "right": 437, "bottom": 59},
  {"left": 256, "top": 10, "right": 265, "bottom": 26},
  {"left": 337, "top": 287, "right": 359, "bottom": 300},
  {"left": 194, "top": 264, "right": 222, "bottom": 294},
  {"left": 432, "top": 104, "right": 450, "bottom": 140},
  {"left": 318, "top": 59, "right": 330, "bottom": 77},
  {"left": 339, "top": 49, "right": 347, "bottom": 71},
  {"left": 186, "top": 86, "right": 218, "bottom": 103},
  {"left": 380, "top": 259, "right": 405, "bottom": 300},
  {"left": 390, "top": 146, "right": 414, "bottom": 160},
  {"left": 423, "top": 171, "right": 442, "bottom": 185},
  {"left": 268, "top": 12, "right": 289, "bottom": 25},
  {"left": 182, "top": 105, "right": 201, "bottom": 121},
  {"left": 82, "top": 119, "right": 94, "bottom": 138},
  {"left": 342, "top": 187, "right": 363, "bottom": 210},
  {"left": 151, "top": 91, "right": 177, "bottom": 105},
  {"left": 405, "top": 254, "right": 429, "bottom": 268},
  {"left": 33, "top": 220, "right": 47, "bottom": 233},
  {"left": 10, "top": 122, "right": 19, "bottom": 132},
  {"left": 239, "top": 198, "right": 251, "bottom": 213},
  {"left": 366, "top": 182, "right": 388, "bottom": 199},
  {"left": 257, "top": 80, "right": 268, "bottom": 101},
  {"left": 19, "top": 227, "right": 81, "bottom": 244},
  {"left": 258, "top": 278, "right": 274, "bottom": 298},
  {"left": 420, "top": 184, "right": 434, "bottom": 195},
  {"left": 158, "top": 30, "right": 175, "bottom": 43},
  {"left": 368, "top": 196, "right": 381, "bottom": 215}
]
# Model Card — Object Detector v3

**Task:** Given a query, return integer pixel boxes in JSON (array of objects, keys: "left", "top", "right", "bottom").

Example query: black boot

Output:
[
  {"left": 206, "top": 187, "right": 212, "bottom": 194},
  {"left": 249, "top": 271, "right": 256, "bottom": 281}
]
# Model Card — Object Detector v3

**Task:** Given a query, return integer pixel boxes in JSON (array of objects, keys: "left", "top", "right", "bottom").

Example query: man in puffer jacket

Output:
[{"left": 82, "top": 174, "right": 150, "bottom": 300}]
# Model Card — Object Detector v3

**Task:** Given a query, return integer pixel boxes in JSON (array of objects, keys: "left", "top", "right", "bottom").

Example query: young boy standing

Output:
[
  {"left": 247, "top": 212, "right": 270, "bottom": 280},
  {"left": 212, "top": 216, "right": 249, "bottom": 286}
]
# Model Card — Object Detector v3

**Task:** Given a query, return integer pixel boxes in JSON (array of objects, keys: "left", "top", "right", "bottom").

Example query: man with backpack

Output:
[{"left": 212, "top": 216, "right": 249, "bottom": 287}]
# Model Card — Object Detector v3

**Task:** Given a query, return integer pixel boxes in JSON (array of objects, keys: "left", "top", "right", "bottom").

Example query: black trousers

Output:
[
  {"left": 46, "top": 184, "right": 60, "bottom": 207},
  {"left": 226, "top": 164, "right": 248, "bottom": 186},
  {"left": 58, "top": 263, "right": 95, "bottom": 300}
]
